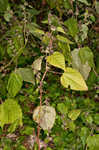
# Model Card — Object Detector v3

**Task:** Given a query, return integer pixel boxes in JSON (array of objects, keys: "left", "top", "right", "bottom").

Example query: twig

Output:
[
  {"left": 48, "top": 70, "right": 62, "bottom": 75},
  {"left": 93, "top": 68, "right": 98, "bottom": 77},
  {"left": 36, "top": 31, "right": 53, "bottom": 149},
  {"left": 0, "top": 57, "right": 14, "bottom": 73},
  {"left": 37, "top": 63, "right": 48, "bottom": 150}
]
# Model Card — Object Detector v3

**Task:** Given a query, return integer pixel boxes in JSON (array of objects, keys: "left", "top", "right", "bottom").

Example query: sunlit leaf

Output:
[
  {"left": 56, "top": 35, "right": 74, "bottom": 44},
  {"left": 56, "top": 27, "right": 65, "bottom": 34},
  {"left": 60, "top": 67, "right": 88, "bottom": 91},
  {"left": 8, "top": 119, "right": 19, "bottom": 133},
  {"left": 78, "top": 0, "right": 90, "bottom": 6},
  {"left": 0, "top": 99, "right": 22, "bottom": 128},
  {"left": 33, "top": 105, "right": 56, "bottom": 130},
  {"left": 7, "top": 72, "right": 23, "bottom": 97},
  {"left": 68, "top": 109, "right": 81, "bottom": 120},
  {"left": 32, "top": 56, "right": 43, "bottom": 71},
  {"left": 47, "top": 52, "right": 65, "bottom": 71}
]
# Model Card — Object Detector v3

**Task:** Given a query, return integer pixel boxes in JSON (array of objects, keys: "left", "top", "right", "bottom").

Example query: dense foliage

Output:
[{"left": 0, "top": 0, "right": 99, "bottom": 150}]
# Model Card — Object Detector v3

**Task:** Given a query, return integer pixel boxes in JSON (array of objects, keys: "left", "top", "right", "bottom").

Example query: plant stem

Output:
[{"left": 37, "top": 63, "right": 48, "bottom": 150}]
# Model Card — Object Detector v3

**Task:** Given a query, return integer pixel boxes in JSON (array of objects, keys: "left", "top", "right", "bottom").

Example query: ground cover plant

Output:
[{"left": 0, "top": 0, "right": 99, "bottom": 149}]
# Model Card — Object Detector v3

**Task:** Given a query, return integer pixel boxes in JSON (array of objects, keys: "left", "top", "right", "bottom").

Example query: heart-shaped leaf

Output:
[
  {"left": 60, "top": 67, "right": 88, "bottom": 91},
  {"left": 72, "top": 49, "right": 91, "bottom": 80},
  {"left": 47, "top": 52, "right": 65, "bottom": 71},
  {"left": 78, "top": 47, "right": 94, "bottom": 68},
  {"left": 68, "top": 109, "right": 81, "bottom": 120},
  {"left": 16, "top": 68, "right": 35, "bottom": 84},
  {"left": 33, "top": 105, "right": 56, "bottom": 130}
]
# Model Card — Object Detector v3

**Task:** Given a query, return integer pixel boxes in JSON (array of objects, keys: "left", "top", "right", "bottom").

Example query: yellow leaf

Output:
[
  {"left": 47, "top": 52, "right": 65, "bottom": 71},
  {"left": 60, "top": 67, "right": 88, "bottom": 91}
]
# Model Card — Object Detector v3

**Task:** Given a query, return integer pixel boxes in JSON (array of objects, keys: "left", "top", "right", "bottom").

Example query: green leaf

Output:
[
  {"left": 68, "top": 121, "right": 76, "bottom": 132},
  {"left": 68, "top": 109, "right": 81, "bottom": 120},
  {"left": 4, "top": 11, "right": 12, "bottom": 22},
  {"left": 16, "top": 145, "right": 27, "bottom": 150},
  {"left": 78, "top": 0, "right": 90, "bottom": 6},
  {"left": 86, "top": 114, "right": 93, "bottom": 124},
  {"left": 0, "top": 99, "right": 22, "bottom": 128},
  {"left": 16, "top": 68, "right": 35, "bottom": 84},
  {"left": 58, "top": 42, "right": 71, "bottom": 64},
  {"left": 78, "top": 47, "right": 95, "bottom": 68},
  {"left": 64, "top": 17, "right": 79, "bottom": 38},
  {"left": 96, "top": 53, "right": 99, "bottom": 73},
  {"left": 46, "top": 0, "right": 56, "bottom": 9},
  {"left": 48, "top": 14, "right": 60, "bottom": 27},
  {"left": 72, "top": 49, "right": 91, "bottom": 80},
  {"left": 87, "top": 71, "right": 97, "bottom": 89},
  {"left": 26, "top": 23, "right": 44, "bottom": 39},
  {"left": 63, "top": 0, "right": 72, "bottom": 9},
  {"left": 33, "top": 105, "right": 56, "bottom": 130},
  {"left": 56, "top": 26, "right": 65, "bottom": 34},
  {"left": 80, "top": 127, "right": 90, "bottom": 147},
  {"left": 57, "top": 103, "right": 68, "bottom": 114},
  {"left": 56, "top": 35, "right": 74, "bottom": 44},
  {"left": 47, "top": 52, "right": 65, "bottom": 71},
  {"left": 94, "top": 114, "right": 99, "bottom": 125},
  {"left": 7, "top": 72, "right": 23, "bottom": 97},
  {"left": 86, "top": 135, "right": 99, "bottom": 150},
  {"left": 42, "top": 33, "right": 50, "bottom": 45},
  {"left": 8, "top": 120, "right": 19, "bottom": 133},
  {"left": 46, "top": 148, "right": 53, "bottom": 150},
  {"left": 60, "top": 67, "right": 88, "bottom": 91},
  {"left": 4, "top": 146, "right": 11, "bottom": 150},
  {"left": 20, "top": 126, "right": 34, "bottom": 135}
]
